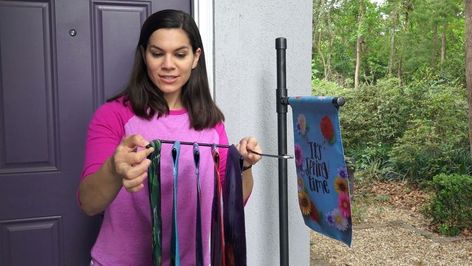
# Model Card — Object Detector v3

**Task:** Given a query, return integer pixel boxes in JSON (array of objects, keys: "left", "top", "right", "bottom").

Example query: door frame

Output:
[{"left": 193, "top": 0, "right": 214, "bottom": 96}]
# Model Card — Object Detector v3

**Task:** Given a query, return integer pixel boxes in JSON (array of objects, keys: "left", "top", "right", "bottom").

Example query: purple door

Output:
[{"left": 0, "top": 1, "right": 190, "bottom": 265}]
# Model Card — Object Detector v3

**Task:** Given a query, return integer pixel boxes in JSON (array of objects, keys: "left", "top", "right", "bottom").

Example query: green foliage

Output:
[
  {"left": 389, "top": 79, "right": 471, "bottom": 180},
  {"left": 312, "top": 0, "right": 465, "bottom": 87},
  {"left": 312, "top": 76, "right": 471, "bottom": 182},
  {"left": 423, "top": 174, "right": 472, "bottom": 236}
]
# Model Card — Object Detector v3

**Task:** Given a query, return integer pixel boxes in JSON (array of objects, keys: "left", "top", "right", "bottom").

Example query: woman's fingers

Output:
[
  {"left": 123, "top": 170, "right": 149, "bottom": 192},
  {"left": 238, "top": 136, "right": 262, "bottom": 166},
  {"left": 112, "top": 134, "right": 154, "bottom": 192}
]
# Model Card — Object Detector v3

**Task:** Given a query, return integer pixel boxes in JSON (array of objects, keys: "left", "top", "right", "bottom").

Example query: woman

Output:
[{"left": 79, "top": 9, "right": 261, "bottom": 266}]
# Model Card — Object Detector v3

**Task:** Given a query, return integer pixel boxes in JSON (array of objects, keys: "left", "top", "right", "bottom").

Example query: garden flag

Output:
[
  {"left": 288, "top": 96, "right": 352, "bottom": 246},
  {"left": 193, "top": 144, "right": 204, "bottom": 266},
  {"left": 210, "top": 146, "right": 226, "bottom": 266},
  {"left": 223, "top": 145, "right": 247, "bottom": 266},
  {"left": 170, "top": 141, "right": 181, "bottom": 266},
  {"left": 148, "top": 140, "right": 162, "bottom": 266}
]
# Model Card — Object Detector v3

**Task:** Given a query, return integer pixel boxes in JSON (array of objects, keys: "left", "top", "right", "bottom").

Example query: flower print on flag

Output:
[
  {"left": 298, "top": 190, "right": 312, "bottom": 216},
  {"left": 337, "top": 166, "right": 348, "bottom": 179},
  {"left": 334, "top": 176, "right": 349, "bottom": 193},
  {"left": 309, "top": 200, "right": 322, "bottom": 223},
  {"left": 320, "top": 115, "right": 335, "bottom": 144},
  {"left": 294, "top": 144, "right": 304, "bottom": 168},
  {"left": 338, "top": 192, "right": 351, "bottom": 218},
  {"left": 326, "top": 210, "right": 336, "bottom": 227},
  {"left": 297, "top": 177, "right": 305, "bottom": 192},
  {"left": 297, "top": 114, "right": 308, "bottom": 136},
  {"left": 326, "top": 209, "right": 349, "bottom": 231}
]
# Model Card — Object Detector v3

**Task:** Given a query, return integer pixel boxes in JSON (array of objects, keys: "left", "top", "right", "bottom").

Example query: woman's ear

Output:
[{"left": 192, "top": 48, "right": 202, "bottom": 69}]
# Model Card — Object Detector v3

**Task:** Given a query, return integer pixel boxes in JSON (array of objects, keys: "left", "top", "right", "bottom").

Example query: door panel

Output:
[
  {"left": 0, "top": 1, "right": 57, "bottom": 174},
  {"left": 92, "top": 2, "right": 150, "bottom": 105},
  {"left": 0, "top": 1, "right": 190, "bottom": 265}
]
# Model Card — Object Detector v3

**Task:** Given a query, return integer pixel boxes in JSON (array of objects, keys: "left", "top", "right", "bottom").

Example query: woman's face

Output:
[{"left": 144, "top": 28, "right": 201, "bottom": 109}]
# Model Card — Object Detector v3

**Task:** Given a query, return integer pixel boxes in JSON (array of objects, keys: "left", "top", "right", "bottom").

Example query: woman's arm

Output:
[{"left": 79, "top": 135, "right": 153, "bottom": 216}]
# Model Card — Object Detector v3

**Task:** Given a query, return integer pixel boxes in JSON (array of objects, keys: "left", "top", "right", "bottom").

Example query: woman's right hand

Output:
[{"left": 111, "top": 134, "right": 154, "bottom": 192}]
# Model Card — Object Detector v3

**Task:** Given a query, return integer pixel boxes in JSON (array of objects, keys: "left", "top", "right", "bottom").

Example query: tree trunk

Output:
[
  {"left": 441, "top": 23, "right": 447, "bottom": 66},
  {"left": 397, "top": 57, "right": 403, "bottom": 85},
  {"left": 465, "top": 0, "right": 472, "bottom": 158},
  {"left": 354, "top": 0, "right": 365, "bottom": 90},
  {"left": 317, "top": 30, "right": 328, "bottom": 79},
  {"left": 388, "top": 10, "right": 397, "bottom": 76},
  {"left": 432, "top": 23, "right": 438, "bottom": 67},
  {"left": 388, "top": 28, "right": 395, "bottom": 76}
]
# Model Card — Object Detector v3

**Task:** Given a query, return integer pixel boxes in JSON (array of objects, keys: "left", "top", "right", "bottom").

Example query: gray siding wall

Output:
[{"left": 214, "top": 1, "right": 313, "bottom": 265}]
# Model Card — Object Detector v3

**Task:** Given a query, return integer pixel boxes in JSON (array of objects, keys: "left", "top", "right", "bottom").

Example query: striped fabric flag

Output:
[{"left": 288, "top": 96, "right": 352, "bottom": 246}]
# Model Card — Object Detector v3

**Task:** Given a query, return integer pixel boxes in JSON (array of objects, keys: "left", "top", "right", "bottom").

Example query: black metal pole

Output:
[{"left": 275, "top": 37, "right": 289, "bottom": 266}]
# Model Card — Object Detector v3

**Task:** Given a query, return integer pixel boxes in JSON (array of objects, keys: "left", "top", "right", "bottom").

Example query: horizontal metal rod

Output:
[
  {"left": 145, "top": 139, "right": 293, "bottom": 159},
  {"left": 248, "top": 149, "right": 293, "bottom": 159}
]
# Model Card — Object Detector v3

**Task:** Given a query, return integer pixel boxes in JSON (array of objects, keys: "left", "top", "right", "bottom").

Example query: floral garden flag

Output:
[{"left": 288, "top": 96, "right": 352, "bottom": 246}]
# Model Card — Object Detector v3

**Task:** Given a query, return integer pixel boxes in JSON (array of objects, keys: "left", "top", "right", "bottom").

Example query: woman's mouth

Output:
[{"left": 159, "top": 74, "right": 178, "bottom": 83}]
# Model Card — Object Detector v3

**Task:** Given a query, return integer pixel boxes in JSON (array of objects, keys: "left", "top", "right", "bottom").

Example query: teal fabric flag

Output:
[
  {"left": 148, "top": 140, "right": 162, "bottom": 266},
  {"left": 288, "top": 96, "right": 352, "bottom": 246},
  {"left": 170, "top": 141, "right": 181, "bottom": 266}
]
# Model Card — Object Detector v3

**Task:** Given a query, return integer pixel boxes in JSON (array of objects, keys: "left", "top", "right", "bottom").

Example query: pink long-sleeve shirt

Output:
[{"left": 81, "top": 98, "right": 228, "bottom": 266}]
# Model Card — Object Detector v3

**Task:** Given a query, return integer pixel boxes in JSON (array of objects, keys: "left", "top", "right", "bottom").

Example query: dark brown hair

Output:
[{"left": 109, "top": 9, "right": 224, "bottom": 130}]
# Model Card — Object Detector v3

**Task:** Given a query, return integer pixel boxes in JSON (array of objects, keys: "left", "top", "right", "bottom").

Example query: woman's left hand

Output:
[{"left": 237, "top": 136, "right": 262, "bottom": 168}]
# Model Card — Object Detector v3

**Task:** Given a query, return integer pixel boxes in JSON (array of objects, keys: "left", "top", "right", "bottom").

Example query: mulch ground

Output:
[{"left": 310, "top": 180, "right": 472, "bottom": 265}]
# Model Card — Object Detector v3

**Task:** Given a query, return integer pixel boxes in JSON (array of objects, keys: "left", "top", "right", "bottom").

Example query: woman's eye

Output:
[
  {"left": 151, "top": 52, "right": 163, "bottom": 57},
  {"left": 176, "top": 53, "right": 187, "bottom": 58}
]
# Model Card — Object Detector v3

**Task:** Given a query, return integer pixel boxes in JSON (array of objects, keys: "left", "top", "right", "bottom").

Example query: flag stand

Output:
[
  {"left": 275, "top": 37, "right": 347, "bottom": 266},
  {"left": 275, "top": 37, "right": 289, "bottom": 266}
]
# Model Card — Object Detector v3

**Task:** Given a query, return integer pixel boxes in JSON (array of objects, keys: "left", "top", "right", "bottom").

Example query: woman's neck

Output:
[{"left": 164, "top": 93, "right": 183, "bottom": 110}]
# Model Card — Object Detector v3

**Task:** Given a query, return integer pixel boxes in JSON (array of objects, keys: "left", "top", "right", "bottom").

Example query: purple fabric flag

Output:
[
  {"left": 223, "top": 145, "right": 247, "bottom": 266},
  {"left": 288, "top": 96, "right": 352, "bottom": 246},
  {"left": 193, "top": 144, "right": 204, "bottom": 266}
]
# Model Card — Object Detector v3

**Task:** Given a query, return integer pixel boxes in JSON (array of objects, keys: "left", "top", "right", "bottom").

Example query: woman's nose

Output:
[{"left": 162, "top": 55, "right": 175, "bottom": 69}]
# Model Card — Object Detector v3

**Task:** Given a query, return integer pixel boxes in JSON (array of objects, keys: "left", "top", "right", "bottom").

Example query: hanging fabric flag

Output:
[
  {"left": 193, "top": 143, "right": 204, "bottom": 266},
  {"left": 170, "top": 141, "right": 181, "bottom": 266},
  {"left": 148, "top": 140, "right": 162, "bottom": 266},
  {"left": 223, "top": 145, "right": 247, "bottom": 266},
  {"left": 210, "top": 146, "right": 226, "bottom": 266},
  {"left": 288, "top": 96, "right": 352, "bottom": 246}
]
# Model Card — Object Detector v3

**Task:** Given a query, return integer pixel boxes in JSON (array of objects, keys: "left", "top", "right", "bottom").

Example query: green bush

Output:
[
  {"left": 423, "top": 174, "right": 472, "bottom": 236},
  {"left": 312, "top": 77, "right": 471, "bottom": 182},
  {"left": 389, "top": 80, "right": 471, "bottom": 180}
]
